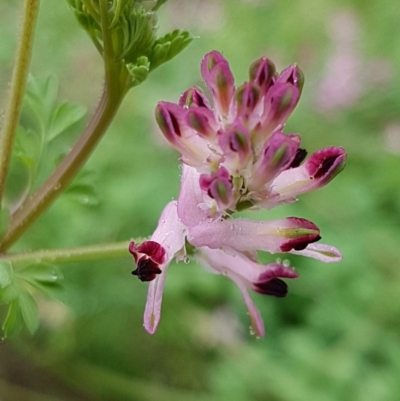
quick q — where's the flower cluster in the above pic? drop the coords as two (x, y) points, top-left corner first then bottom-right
(129, 51), (346, 336)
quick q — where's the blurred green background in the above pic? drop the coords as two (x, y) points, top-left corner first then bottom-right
(1, 0), (400, 400)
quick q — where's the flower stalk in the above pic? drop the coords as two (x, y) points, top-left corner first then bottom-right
(1, 240), (131, 267)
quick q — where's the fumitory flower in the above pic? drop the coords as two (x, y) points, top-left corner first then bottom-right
(129, 51), (346, 336)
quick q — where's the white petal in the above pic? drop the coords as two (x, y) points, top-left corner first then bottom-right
(290, 243), (342, 263)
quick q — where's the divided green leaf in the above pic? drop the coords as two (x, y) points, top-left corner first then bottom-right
(48, 102), (87, 141)
(150, 30), (193, 71)
(17, 263), (64, 284)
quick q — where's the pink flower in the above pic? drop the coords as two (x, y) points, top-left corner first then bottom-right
(130, 52), (346, 336)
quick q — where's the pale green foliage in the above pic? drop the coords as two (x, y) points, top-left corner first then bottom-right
(66, 0), (192, 86)
(2, 0), (400, 400)
(0, 262), (63, 337)
(5, 75), (87, 209)
(149, 29), (193, 71)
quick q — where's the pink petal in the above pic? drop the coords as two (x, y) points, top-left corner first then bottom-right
(142, 201), (186, 334)
(271, 147), (346, 199)
(196, 247), (266, 337)
(230, 274), (265, 338)
(177, 164), (208, 228)
(188, 217), (320, 254)
(144, 268), (169, 334)
(155, 102), (211, 166)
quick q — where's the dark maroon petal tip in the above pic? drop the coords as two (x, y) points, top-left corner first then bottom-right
(289, 148), (307, 168)
(281, 235), (321, 252)
(132, 258), (162, 282)
(255, 278), (288, 297)
(306, 147), (347, 180)
(137, 241), (166, 265)
(258, 264), (299, 281)
(314, 156), (338, 179)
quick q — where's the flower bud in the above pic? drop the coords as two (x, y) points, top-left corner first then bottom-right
(201, 51), (235, 118)
(249, 57), (276, 95)
(199, 167), (234, 212)
(179, 87), (211, 109)
(249, 132), (299, 189)
(235, 82), (261, 121)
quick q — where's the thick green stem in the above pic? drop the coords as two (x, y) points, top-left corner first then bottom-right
(0, 0), (40, 204)
(0, 86), (126, 252)
(2, 240), (131, 267)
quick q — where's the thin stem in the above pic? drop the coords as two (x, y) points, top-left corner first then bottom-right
(2, 241), (131, 267)
(0, 0), (40, 203)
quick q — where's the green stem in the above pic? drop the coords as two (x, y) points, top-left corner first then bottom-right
(2, 241), (131, 267)
(0, 0), (40, 204)
(99, 0), (115, 86)
(0, 2), (131, 251)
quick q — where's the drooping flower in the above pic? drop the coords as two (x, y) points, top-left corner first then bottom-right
(195, 247), (299, 338)
(129, 201), (186, 334)
(130, 51), (346, 336)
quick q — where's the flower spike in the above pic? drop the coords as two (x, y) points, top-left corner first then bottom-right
(132, 51), (346, 336)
